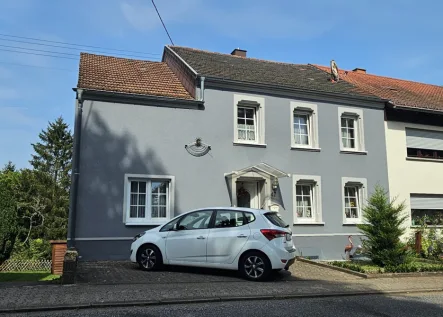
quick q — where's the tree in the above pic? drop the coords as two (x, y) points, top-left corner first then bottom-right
(0, 169), (18, 263)
(30, 116), (73, 192)
(358, 185), (410, 267)
(28, 117), (73, 241)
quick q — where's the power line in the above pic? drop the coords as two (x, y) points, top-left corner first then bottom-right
(151, 0), (174, 45)
(0, 48), (78, 60)
(0, 33), (161, 56)
(0, 37), (161, 59)
(0, 44), (79, 57)
(0, 61), (75, 71)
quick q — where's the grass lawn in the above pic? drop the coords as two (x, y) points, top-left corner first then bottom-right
(0, 271), (60, 282)
(329, 258), (443, 274)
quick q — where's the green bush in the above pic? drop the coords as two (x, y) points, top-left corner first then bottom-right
(357, 186), (411, 267)
(0, 176), (18, 263)
(330, 261), (366, 273)
(11, 239), (52, 260)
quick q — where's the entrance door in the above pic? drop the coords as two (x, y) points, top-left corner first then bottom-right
(237, 182), (259, 209)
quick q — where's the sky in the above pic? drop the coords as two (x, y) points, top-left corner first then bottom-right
(0, 0), (442, 169)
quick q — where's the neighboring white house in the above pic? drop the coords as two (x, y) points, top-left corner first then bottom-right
(314, 65), (443, 238)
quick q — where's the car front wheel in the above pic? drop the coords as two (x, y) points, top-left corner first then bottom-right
(137, 244), (163, 271)
(240, 251), (271, 281)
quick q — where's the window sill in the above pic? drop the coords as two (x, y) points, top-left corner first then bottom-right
(340, 150), (368, 155)
(293, 222), (325, 226)
(342, 222), (363, 226)
(125, 222), (166, 226)
(233, 141), (267, 148)
(291, 146), (321, 152)
(406, 157), (443, 163)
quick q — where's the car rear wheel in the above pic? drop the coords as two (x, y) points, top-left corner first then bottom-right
(137, 244), (163, 271)
(239, 251), (271, 281)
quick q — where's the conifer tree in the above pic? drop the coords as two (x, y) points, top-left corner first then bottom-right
(358, 186), (409, 267)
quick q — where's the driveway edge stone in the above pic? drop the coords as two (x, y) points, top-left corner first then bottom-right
(296, 257), (443, 279)
(1, 288), (443, 314)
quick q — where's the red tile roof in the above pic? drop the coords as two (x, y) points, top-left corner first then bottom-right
(77, 53), (193, 100)
(314, 65), (443, 112)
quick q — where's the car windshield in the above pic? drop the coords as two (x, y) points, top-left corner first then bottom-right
(264, 212), (289, 228)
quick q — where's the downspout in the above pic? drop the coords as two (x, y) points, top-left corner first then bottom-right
(199, 76), (205, 101)
(67, 88), (84, 248)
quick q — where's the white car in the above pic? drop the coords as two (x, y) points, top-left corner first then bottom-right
(130, 207), (296, 281)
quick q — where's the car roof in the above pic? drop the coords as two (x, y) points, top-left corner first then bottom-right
(187, 206), (271, 214)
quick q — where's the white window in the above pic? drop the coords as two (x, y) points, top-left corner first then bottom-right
(237, 106), (257, 142)
(290, 102), (319, 150)
(234, 94), (265, 146)
(342, 177), (367, 224)
(338, 107), (365, 153)
(123, 174), (175, 225)
(293, 175), (323, 224)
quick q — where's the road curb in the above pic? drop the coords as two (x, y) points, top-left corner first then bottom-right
(1, 288), (442, 314)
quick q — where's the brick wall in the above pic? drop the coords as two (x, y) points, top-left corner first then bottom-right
(164, 49), (196, 99)
(50, 240), (67, 275)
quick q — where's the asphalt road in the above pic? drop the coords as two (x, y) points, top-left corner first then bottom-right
(3, 292), (443, 317)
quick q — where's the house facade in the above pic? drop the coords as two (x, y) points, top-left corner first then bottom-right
(315, 65), (443, 239)
(68, 47), (390, 261)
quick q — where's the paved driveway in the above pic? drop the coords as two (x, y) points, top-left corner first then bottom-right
(76, 260), (361, 284)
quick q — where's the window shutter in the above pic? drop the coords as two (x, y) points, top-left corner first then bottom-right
(406, 128), (443, 151)
(410, 195), (443, 210)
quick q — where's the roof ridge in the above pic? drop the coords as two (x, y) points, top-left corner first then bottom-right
(80, 52), (162, 64)
(169, 45), (306, 67)
(311, 64), (443, 90)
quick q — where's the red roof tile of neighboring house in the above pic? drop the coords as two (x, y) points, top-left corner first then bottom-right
(77, 53), (193, 100)
(314, 65), (443, 112)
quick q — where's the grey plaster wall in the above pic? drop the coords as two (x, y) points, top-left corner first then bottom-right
(73, 88), (388, 260)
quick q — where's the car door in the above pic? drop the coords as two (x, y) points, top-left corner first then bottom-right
(165, 210), (213, 263)
(206, 210), (252, 264)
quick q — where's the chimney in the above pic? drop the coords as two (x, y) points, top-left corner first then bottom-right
(352, 68), (366, 74)
(231, 48), (247, 58)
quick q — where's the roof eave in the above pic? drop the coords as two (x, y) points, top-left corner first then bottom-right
(73, 87), (204, 109)
(386, 101), (443, 114)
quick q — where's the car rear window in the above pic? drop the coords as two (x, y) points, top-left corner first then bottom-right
(264, 212), (289, 228)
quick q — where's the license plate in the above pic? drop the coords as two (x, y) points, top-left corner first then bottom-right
(285, 233), (292, 241)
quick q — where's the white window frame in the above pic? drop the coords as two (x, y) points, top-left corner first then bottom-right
(233, 94), (265, 146)
(290, 101), (320, 150)
(292, 175), (323, 224)
(338, 107), (366, 153)
(123, 174), (175, 225)
(342, 177), (367, 225)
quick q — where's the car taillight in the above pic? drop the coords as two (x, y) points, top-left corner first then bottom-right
(260, 229), (287, 241)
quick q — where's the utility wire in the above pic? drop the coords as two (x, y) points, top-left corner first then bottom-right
(0, 33), (161, 56)
(151, 0), (175, 45)
(0, 48), (78, 60)
(0, 44), (79, 57)
(0, 38), (161, 59)
(0, 61), (74, 71)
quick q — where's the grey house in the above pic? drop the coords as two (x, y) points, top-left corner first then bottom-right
(68, 47), (389, 261)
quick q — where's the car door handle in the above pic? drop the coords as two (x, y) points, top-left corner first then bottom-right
(197, 236), (206, 240)
(237, 234), (247, 238)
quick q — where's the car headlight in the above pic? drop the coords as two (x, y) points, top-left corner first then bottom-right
(133, 232), (146, 242)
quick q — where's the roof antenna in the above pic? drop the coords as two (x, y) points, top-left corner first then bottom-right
(330, 60), (339, 82)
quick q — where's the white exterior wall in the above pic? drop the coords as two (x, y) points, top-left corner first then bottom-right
(385, 120), (443, 238)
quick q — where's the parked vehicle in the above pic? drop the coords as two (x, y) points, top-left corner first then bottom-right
(130, 207), (296, 281)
